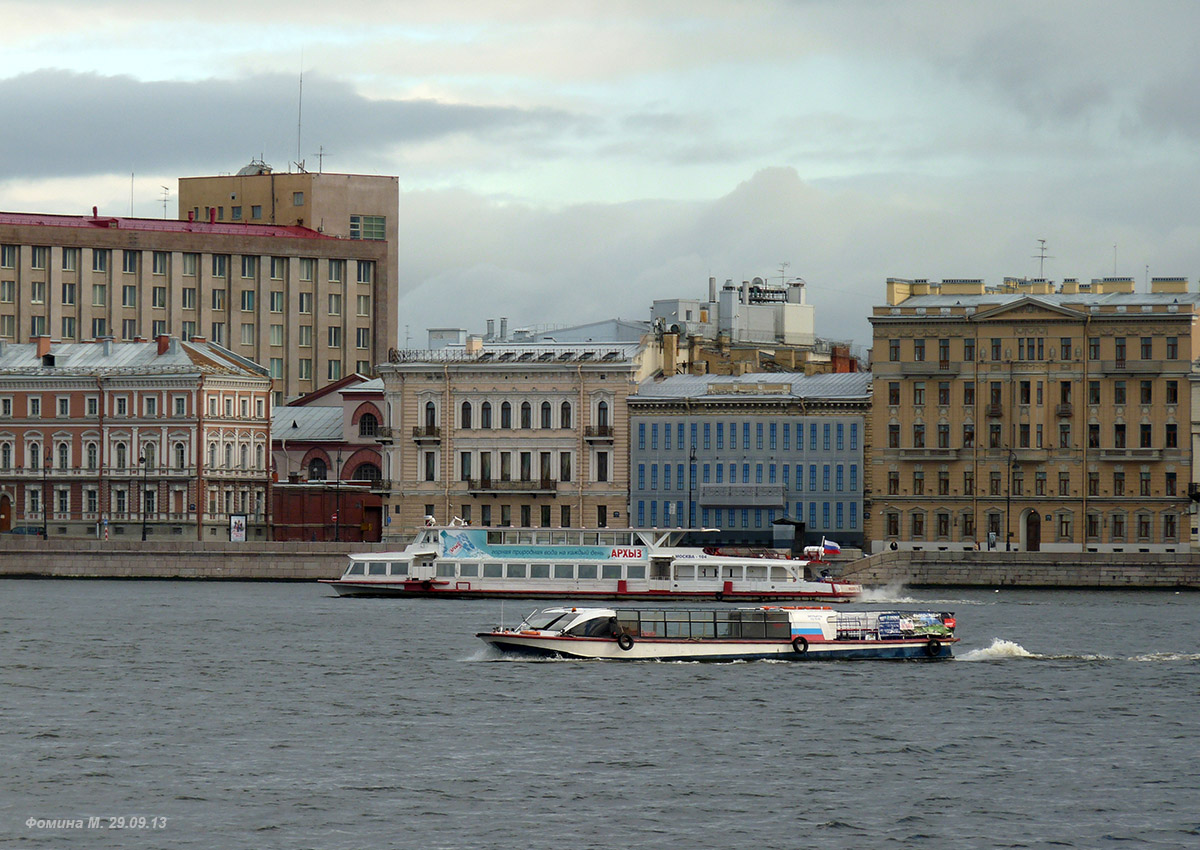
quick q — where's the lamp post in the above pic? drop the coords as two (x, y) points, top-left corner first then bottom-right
(334, 449), (343, 542)
(687, 443), (696, 529)
(1005, 450), (1018, 552)
(41, 448), (50, 539)
(139, 454), (149, 541)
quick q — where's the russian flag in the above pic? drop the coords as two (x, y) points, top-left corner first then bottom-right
(822, 539), (841, 555)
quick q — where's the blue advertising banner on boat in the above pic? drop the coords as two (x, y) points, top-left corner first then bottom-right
(439, 529), (638, 561)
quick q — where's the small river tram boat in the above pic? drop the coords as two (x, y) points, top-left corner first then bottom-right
(478, 606), (958, 661)
(320, 524), (861, 602)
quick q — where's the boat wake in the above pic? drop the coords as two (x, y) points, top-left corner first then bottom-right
(958, 638), (1038, 661)
(857, 582), (919, 604)
(960, 640), (1200, 663)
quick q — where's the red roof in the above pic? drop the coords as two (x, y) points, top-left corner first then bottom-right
(0, 210), (337, 240)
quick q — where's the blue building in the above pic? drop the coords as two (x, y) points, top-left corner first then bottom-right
(628, 372), (871, 548)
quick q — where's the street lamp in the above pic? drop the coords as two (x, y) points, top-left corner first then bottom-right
(1006, 450), (1019, 552)
(334, 449), (343, 542)
(139, 454), (149, 541)
(687, 444), (696, 529)
(41, 448), (50, 539)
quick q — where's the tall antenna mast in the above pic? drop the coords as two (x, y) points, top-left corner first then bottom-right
(160, 186), (170, 219)
(1032, 239), (1053, 278)
(778, 261), (790, 284)
(130, 170), (134, 216)
(296, 52), (304, 169)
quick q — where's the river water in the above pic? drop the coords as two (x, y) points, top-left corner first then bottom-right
(1, 579), (1197, 849)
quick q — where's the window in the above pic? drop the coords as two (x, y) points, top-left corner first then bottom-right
(1140, 424), (1152, 448)
(122, 250), (138, 274)
(293, 191), (305, 206)
(991, 338), (1002, 361)
(913, 382), (925, 405)
(913, 339), (925, 361)
(937, 423), (949, 448)
(151, 251), (167, 275)
(92, 284), (107, 306)
(888, 339), (899, 361)
(1114, 472), (1125, 496)
(62, 247), (78, 271)
(963, 382), (975, 406)
(357, 294), (370, 316)
(541, 402), (552, 429)
(1166, 423), (1178, 449)
(121, 284), (137, 308)
(240, 323), (255, 345)
(90, 317), (106, 337)
(327, 360), (341, 381)
(181, 321), (196, 340)
(520, 402), (532, 429)
(182, 253), (198, 276)
(212, 255), (228, 278)
(1140, 380), (1152, 404)
(270, 324), (284, 346)
(888, 382), (900, 405)
(349, 215), (386, 240)
(269, 358), (283, 378)
(938, 382), (950, 405)
(30, 281), (45, 304)
(210, 322), (224, 345)
(299, 258), (315, 281)
(1114, 381), (1126, 404)
(62, 317), (76, 339)
(31, 246), (48, 269)
(298, 292), (312, 313)
(181, 287), (196, 310)
(231, 206), (242, 220)
(356, 261), (374, 284)
(1140, 337), (1152, 360)
(1115, 337), (1126, 365)
(239, 289), (255, 311)
(912, 424), (924, 448)
(298, 359), (312, 380)
(1114, 424), (1125, 448)
(887, 424), (899, 448)
(963, 423), (974, 448)
(92, 249), (109, 272)
(328, 293), (342, 315)
(0, 280), (13, 303)
(252, 205), (262, 220)
(938, 338), (950, 367)
(269, 291), (284, 313)
(121, 318), (136, 340)
(328, 327), (342, 347)
(1166, 337), (1178, 359)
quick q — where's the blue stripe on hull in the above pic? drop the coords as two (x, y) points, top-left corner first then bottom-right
(483, 640), (953, 662)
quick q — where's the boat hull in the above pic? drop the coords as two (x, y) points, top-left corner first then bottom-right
(321, 579), (858, 602)
(477, 633), (955, 661)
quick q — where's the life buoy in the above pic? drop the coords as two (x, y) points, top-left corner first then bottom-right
(421, 580), (432, 591)
(791, 636), (809, 655)
(925, 639), (942, 658)
(714, 591), (724, 602)
(617, 633), (635, 651)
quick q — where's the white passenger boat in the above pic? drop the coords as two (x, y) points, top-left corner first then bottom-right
(320, 525), (861, 601)
(479, 606), (958, 661)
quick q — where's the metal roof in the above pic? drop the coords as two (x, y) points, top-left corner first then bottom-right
(888, 292), (1200, 308)
(632, 371), (872, 401)
(0, 210), (335, 240)
(271, 406), (344, 441)
(0, 339), (267, 377)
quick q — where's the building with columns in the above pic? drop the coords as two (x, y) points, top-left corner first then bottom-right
(0, 336), (271, 540)
(869, 276), (1198, 553)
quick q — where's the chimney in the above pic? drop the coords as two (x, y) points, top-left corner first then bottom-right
(209, 207), (216, 224)
(92, 206), (98, 218)
(157, 335), (170, 355)
(486, 318), (495, 340)
(187, 210), (195, 222)
(36, 336), (51, 358)
(709, 276), (717, 303)
(741, 280), (749, 304)
(100, 336), (113, 357)
(465, 335), (483, 354)
(500, 317), (508, 340)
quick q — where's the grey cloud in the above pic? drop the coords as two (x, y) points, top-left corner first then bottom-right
(0, 69), (576, 179)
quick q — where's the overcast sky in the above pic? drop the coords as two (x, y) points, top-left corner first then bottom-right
(4, 0), (1200, 351)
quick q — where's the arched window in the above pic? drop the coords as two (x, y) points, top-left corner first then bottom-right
(57, 443), (68, 469)
(255, 445), (264, 469)
(358, 412), (378, 437)
(224, 444), (233, 469)
(461, 401), (472, 429)
(1, 442), (11, 469)
(208, 443), (217, 468)
(424, 401), (436, 428)
(175, 443), (187, 469)
(240, 444), (249, 469)
(501, 402), (512, 429)
(540, 401), (552, 429)
(87, 443), (98, 470)
(520, 402), (532, 429)
(597, 400), (609, 427)
(560, 402), (572, 429)
(480, 402), (492, 429)
(308, 457), (327, 481)
(352, 462), (381, 481)
(142, 443), (156, 468)
(115, 442), (127, 469)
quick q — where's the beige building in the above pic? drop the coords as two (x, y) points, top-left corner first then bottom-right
(0, 209), (388, 404)
(870, 276), (1198, 553)
(179, 162), (398, 364)
(0, 336), (271, 540)
(375, 340), (654, 540)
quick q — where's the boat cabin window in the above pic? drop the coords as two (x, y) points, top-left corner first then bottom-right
(602, 565), (621, 580)
(664, 611), (690, 638)
(582, 532), (599, 545)
(722, 565), (744, 581)
(517, 531), (533, 544)
(390, 561), (408, 576)
(650, 558), (671, 580)
(367, 562), (387, 576)
(626, 565), (646, 580)
(636, 611), (665, 637)
(507, 564), (526, 578)
(483, 563), (502, 578)
(487, 531), (505, 545)
(565, 615), (618, 637)
(578, 564), (597, 579)
(530, 564), (550, 578)
(551, 531), (569, 544)
(554, 564), (574, 579)
(525, 610), (575, 630)
(437, 563), (456, 578)
(690, 611), (716, 639)
(674, 564), (695, 581)
(345, 562), (365, 576)
(746, 565), (767, 581)
(535, 532), (552, 544)
(459, 563), (478, 577)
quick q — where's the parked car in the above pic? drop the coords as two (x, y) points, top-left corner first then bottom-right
(2, 526), (44, 537)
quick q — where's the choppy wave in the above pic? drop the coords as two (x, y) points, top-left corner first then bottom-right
(858, 582), (988, 606)
(959, 638), (1038, 660)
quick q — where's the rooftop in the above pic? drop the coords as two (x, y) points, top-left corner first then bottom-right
(0, 338), (269, 377)
(0, 210), (336, 240)
(632, 371), (872, 402)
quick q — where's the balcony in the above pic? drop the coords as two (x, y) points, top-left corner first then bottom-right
(985, 403), (1003, 418)
(1099, 447), (1162, 461)
(900, 361), (959, 376)
(697, 483), (786, 507)
(374, 426), (394, 444)
(584, 425), (614, 442)
(898, 447), (959, 460)
(368, 478), (393, 493)
(468, 477), (558, 495)
(412, 425), (441, 443)
(1055, 403), (1073, 417)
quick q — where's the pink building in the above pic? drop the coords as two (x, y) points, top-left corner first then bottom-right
(0, 335), (271, 540)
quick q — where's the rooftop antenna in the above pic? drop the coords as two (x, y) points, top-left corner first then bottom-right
(160, 186), (170, 218)
(130, 170), (134, 216)
(778, 261), (790, 285)
(314, 145), (328, 173)
(405, 324), (411, 348)
(296, 53), (304, 171)
(1113, 244), (1117, 275)
(1032, 239), (1053, 278)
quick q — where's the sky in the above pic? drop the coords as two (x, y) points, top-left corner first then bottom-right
(4, 0), (1200, 352)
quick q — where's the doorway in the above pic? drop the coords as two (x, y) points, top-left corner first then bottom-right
(1025, 511), (1041, 552)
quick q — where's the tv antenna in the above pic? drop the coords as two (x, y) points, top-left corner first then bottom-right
(1032, 239), (1053, 278)
(313, 145), (328, 173)
(160, 186), (170, 218)
(778, 261), (790, 284)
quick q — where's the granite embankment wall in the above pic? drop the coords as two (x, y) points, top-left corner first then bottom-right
(838, 550), (1200, 590)
(0, 539), (388, 580)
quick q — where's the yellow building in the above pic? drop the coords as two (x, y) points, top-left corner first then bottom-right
(869, 276), (1197, 553)
(375, 339), (654, 540)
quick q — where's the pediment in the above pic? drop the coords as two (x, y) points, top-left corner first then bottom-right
(971, 297), (1085, 322)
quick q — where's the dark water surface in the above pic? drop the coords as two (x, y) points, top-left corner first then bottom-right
(1, 580), (1197, 849)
